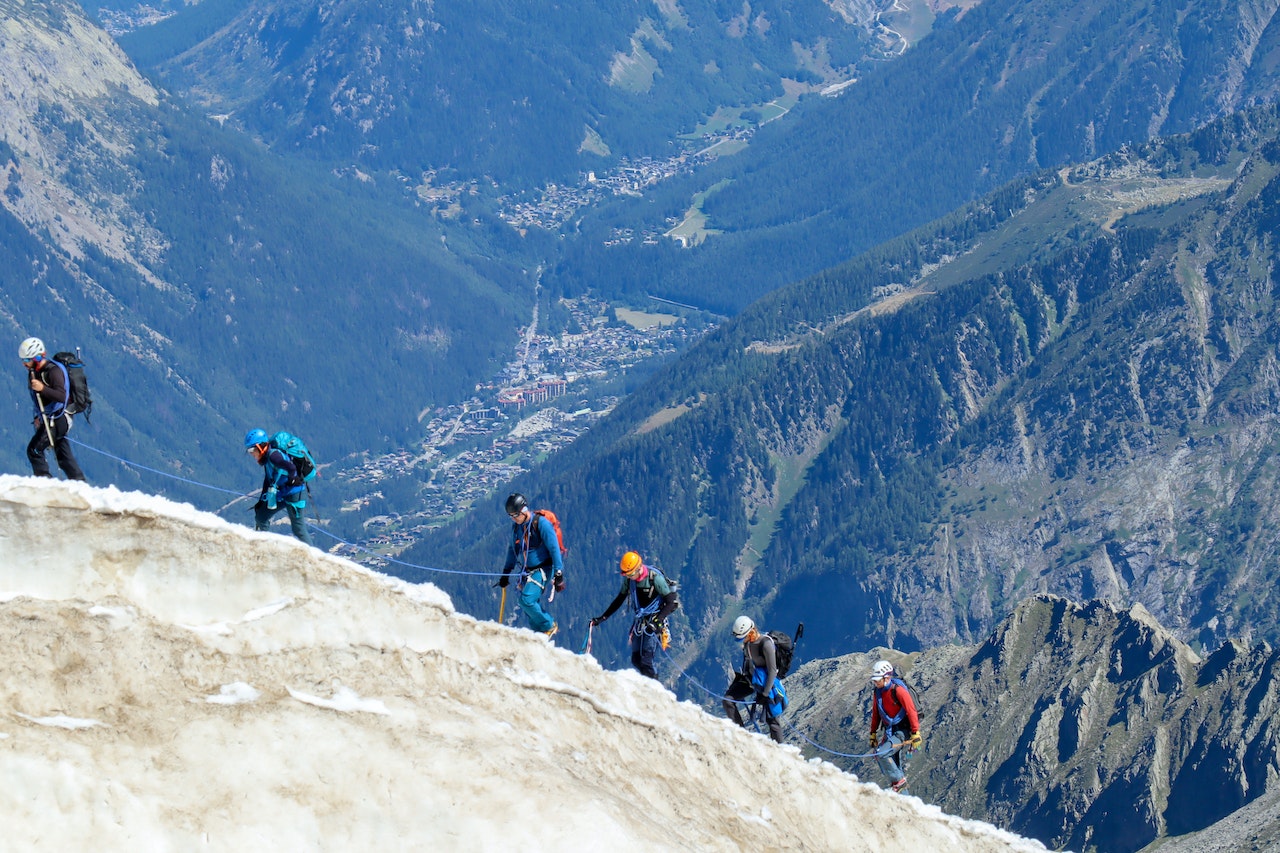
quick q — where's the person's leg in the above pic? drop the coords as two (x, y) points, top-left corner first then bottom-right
(51, 416), (84, 480)
(254, 502), (276, 532)
(764, 712), (784, 743)
(875, 730), (907, 790)
(632, 628), (660, 679)
(26, 427), (52, 476)
(285, 503), (313, 545)
(722, 673), (753, 726)
(518, 569), (555, 633)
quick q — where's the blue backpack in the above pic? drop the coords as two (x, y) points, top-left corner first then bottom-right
(270, 431), (317, 483)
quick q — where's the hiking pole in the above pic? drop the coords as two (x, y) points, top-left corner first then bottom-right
(498, 585), (508, 623)
(30, 369), (56, 449)
(38, 408), (55, 450)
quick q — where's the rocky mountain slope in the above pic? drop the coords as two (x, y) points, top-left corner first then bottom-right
(785, 594), (1280, 853)
(410, 108), (1280, 676)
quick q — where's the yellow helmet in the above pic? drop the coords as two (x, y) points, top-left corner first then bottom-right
(620, 551), (643, 577)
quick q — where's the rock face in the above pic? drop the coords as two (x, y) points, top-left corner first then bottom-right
(786, 595), (1280, 853)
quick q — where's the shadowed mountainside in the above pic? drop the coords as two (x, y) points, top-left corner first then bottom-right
(786, 595), (1280, 853)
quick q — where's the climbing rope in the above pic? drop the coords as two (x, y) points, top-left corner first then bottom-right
(653, 646), (886, 760)
(61, 437), (887, 758)
(66, 436), (503, 579)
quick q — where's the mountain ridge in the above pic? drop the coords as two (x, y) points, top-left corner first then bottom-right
(786, 593), (1280, 852)
(0, 474), (1044, 851)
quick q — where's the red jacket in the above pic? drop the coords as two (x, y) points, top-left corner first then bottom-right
(871, 680), (920, 734)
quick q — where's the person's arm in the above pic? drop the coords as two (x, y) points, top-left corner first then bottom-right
(501, 525), (518, 575)
(595, 584), (628, 624)
(651, 574), (679, 621)
(870, 689), (883, 735)
(266, 449), (297, 490)
(758, 636), (778, 698)
(32, 365), (68, 412)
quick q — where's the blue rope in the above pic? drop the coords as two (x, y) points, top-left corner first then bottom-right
(65, 437), (504, 579)
(69, 437), (245, 497)
(67, 439), (889, 756)
(307, 525), (503, 578)
(657, 646), (881, 759)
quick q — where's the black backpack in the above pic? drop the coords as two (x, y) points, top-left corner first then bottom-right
(52, 351), (92, 422)
(766, 630), (795, 678)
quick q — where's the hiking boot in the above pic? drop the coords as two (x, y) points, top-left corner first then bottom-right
(891, 777), (909, 793)
(544, 625), (558, 639)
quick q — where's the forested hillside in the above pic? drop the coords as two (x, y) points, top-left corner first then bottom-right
(548, 0), (1280, 313)
(120, 0), (880, 187)
(1, 0), (536, 495)
(407, 107), (1280, 684)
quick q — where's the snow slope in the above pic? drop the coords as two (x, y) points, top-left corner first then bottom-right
(0, 475), (1044, 851)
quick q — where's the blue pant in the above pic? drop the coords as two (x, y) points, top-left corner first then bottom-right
(629, 622), (661, 679)
(875, 729), (912, 791)
(255, 500), (313, 546)
(519, 568), (555, 633)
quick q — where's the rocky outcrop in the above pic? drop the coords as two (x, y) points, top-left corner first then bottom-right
(786, 595), (1280, 852)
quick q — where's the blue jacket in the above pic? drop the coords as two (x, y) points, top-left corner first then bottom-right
(260, 448), (306, 505)
(503, 512), (564, 575)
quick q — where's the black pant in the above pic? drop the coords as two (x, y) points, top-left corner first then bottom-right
(27, 413), (85, 480)
(723, 672), (782, 743)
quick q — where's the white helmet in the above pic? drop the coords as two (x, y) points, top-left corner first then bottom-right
(19, 337), (45, 361)
(731, 615), (755, 640)
(870, 660), (894, 682)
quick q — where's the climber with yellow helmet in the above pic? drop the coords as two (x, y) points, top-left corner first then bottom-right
(589, 551), (679, 680)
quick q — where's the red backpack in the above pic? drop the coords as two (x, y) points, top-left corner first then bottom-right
(533, 509), (568, 556)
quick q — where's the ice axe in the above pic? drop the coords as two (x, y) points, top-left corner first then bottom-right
(30, 368), (55, 449)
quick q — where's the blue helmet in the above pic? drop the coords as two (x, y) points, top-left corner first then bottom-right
(244, 428), (269, 449)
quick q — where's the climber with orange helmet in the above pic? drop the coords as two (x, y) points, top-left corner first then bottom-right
(590, 551), (679, 679)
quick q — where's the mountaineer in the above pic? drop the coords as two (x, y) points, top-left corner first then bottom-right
(497, 492), (564, 638)
(590, 551), (679, 679)
(868, 659), (923, 794)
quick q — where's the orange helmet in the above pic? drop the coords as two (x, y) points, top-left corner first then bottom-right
(620, 551), (644, 578)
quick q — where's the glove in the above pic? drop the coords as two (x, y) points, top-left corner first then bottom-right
(755, 692), (769, 707)
(869, 731), (879, 750)
(553, 572), (566, 593)
(908, 731), (923, 752)
(589, 615), (605, 627)
(265, 487), (277, 510)
(495, 572), (511, 589)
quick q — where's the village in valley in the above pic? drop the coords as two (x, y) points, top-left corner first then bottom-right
(326, 296), (716, 561)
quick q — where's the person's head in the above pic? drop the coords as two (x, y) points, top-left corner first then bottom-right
(505, 492), (529, 523)
(19, 337), (45, 368)
(731, 615), (757, 642)
(870, 660), (894, 687)
(620, 550), (648, 581)
(244, 427), (269, 461)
